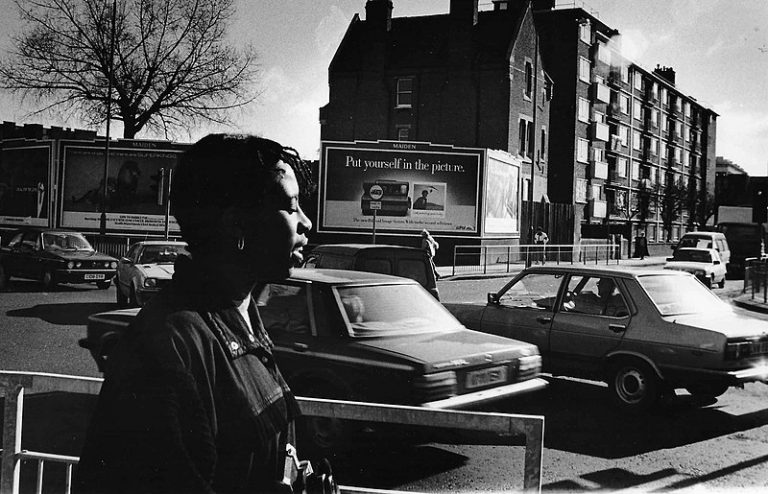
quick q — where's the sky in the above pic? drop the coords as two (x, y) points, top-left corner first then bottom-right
(0, 0), (767, 176)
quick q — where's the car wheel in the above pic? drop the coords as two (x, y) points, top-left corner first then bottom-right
(608, 359), (659, 412)
(116, 282), (128, 307)
(704, 275), (713, 288)
(41, 269), (57, 290)
(686, 383), (729, 400)
(0, 264), (9, 291)
(294, 380), (349, 457)
(129, 285), (140, 308)
(97, 280), (112, 290)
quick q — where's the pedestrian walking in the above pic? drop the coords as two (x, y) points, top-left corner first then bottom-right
(421, 229), (440, 279)
(74, 134), (328, 493)
(534, 226), (549, 265)
(633, 230), (650, 260)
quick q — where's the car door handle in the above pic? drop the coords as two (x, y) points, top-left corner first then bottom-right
(609, 324), (626, 333)
(536, 316), (552, 324)
(292, 342), (309, 352)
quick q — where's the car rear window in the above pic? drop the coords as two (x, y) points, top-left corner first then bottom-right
(638, 274), (728, 316)
(336, 284), (460, 337)
(673, 250), (714, 263)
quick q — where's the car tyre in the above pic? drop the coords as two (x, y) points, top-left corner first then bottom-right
(41, 269), (57, 290)
(116, 282), (128, 307)
(704, 275), (713, 289)
(717, 277), (726, 289)
(294, 380), (350, 457)
(608, 359), (659, 412)
(686, 383), (729, 400)
(0, 264), (9, 291)
(129, 285), (140, 308)
(97, 279), (112, 290)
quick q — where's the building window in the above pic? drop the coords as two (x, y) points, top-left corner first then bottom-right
(540, 127), (547, 159)
(577, 138), (589, 163)
(619, 94), (629, 114)
(617, 157), (628, 177)
(674, 147), (682, 163)
(684, 101), (691, 117)
(578, 97), (591, 122)
(633, 100), (642, 120)
(683, 123), (688, 141)
(632, 130), (641, 150)
(575, 178), (588, 203)
(597, 42), (611, 64)
(396, 77), (413, 108)
(524, 60), (533, 99)
(579, 21), (591, 43)
(651, 82), (658, 100)
(396, 126), (410, 141)
(593, 147), (605, 163)
(590, 184), (603, 201)
(683, 150), (689, 167)
(620, 65), (629, 83)
(518, 118), (534, 159)
(660, 141), (667, 159)
(650, 108), (659, 127)
(660, 87), (667, 105)
(633, 71), (643, 91)
(619, 125), (629, 145)
(579, 57), (591, 82)
(631, 161), (640, 180)
(651, 137), (659, 156)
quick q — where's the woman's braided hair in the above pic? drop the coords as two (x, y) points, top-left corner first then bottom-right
(170, 134), (315, 252)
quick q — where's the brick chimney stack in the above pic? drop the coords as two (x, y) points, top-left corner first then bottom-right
(654, 65), (676, 85)
(365, 0), (393, 32)
(450, 0), (479, 26)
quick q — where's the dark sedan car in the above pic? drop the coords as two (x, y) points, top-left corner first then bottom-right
(445, 265), (768, 412)
(82, 269), (547, 450)
(0, 228), (117, 290)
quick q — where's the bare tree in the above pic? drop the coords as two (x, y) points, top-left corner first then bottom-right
(657, 176), (688, 241)
(0, 0), (259, 138)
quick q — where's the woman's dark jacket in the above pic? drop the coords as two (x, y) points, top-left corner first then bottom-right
(74, 256), (300, 493)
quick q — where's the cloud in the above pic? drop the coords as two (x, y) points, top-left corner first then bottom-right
(716, 107), (768, 176)
(315, 5), (352, 58)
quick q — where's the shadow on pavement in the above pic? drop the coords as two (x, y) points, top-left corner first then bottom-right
(1, 278), (100, 293)
(489, 376), (768, 459)
(6, 302), (116, 325)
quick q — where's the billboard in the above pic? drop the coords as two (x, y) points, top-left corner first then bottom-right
(320, 141), (483, 234)
(483, 150), (521, 235)
(60, 142), (185, 232)
(0, 144), (54, 227)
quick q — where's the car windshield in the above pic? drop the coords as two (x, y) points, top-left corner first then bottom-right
(672, 250), (713, 263)
(678, 236), (713, 249)
(138, 244), (188, 264)
(42, 233), (94, 252)
(336, 284), (463, 337)
(638, 273), (730, 316)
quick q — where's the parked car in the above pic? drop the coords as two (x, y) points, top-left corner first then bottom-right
(303, 243), (439, 299)
(716, 222), (766, 274)
(81, 269), (546, 450)
(673, 231), (731, 271)
(115, 240), (189, 307)
(664, 247), (727, 288)
(444, 265), (768, 412)
(0, 227), (117, 290)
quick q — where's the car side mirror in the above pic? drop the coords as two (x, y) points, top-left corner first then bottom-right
(120, 257), (133, 264)
(713, 260), (720, 265)
(487, 292), (500, 305)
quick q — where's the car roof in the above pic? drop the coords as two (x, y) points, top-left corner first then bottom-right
(681, 231), (723, 237)
(131, 240), (188, 246)
(522, 264), (686, 279)
(310, 243), (422, 254)
(675, 247), (717, 253)
(290, 268), (418, 285)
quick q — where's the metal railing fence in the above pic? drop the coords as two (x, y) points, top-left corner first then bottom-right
(452, 242), (620, 277)
(1, 371), (545, 494)
(743, 257), (768, 304)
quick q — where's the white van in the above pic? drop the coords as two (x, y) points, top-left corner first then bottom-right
(673, 231), (731, 270)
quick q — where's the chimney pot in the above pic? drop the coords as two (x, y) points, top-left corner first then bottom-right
(450, 0), (479, 25)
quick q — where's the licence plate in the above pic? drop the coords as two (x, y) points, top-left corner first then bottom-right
(84, 273), (105, 280)
(466, 366), (508, 389)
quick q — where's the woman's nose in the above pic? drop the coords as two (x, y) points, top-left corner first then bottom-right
(297, 207), (312, 234)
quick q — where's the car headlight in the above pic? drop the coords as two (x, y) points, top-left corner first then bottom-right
(67, 261), (75, 269)
(110, 261), (118, 269)
(144, 278), (158, 288)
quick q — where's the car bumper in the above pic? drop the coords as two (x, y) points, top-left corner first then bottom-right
(421, 377), (548, 410)
(55, 269), (115, 284)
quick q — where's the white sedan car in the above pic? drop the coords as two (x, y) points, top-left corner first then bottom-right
(115, 240), (189, 306)
(664, 247), (727, 288)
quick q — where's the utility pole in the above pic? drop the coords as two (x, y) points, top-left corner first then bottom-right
(99, 0), (118, 237)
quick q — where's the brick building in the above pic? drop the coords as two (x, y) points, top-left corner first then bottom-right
(320, 0), (553, 249)
(531, 0), (718, 245)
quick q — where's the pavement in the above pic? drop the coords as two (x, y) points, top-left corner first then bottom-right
(436, 256), (768, 315)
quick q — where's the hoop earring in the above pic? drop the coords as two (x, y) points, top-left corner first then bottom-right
(237, 236), (245, 251)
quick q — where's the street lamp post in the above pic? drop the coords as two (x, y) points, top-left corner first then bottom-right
(99, 0), (117, 238)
